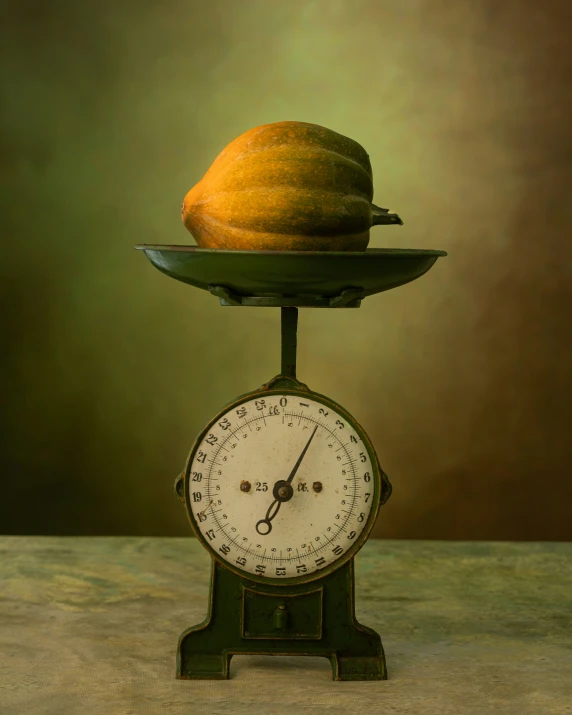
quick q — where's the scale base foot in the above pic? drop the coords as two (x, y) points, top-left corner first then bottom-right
(333, 654), (386, 681)
(176, 648), (386, 681)
(177, 652), (231, 680)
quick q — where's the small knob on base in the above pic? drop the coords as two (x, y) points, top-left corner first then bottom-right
(273, 604), (289, 631)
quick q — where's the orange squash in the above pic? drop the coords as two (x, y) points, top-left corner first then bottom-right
(181, 121), (402, 251)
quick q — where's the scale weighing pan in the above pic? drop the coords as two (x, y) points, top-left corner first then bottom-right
(134, 245), (447, 308)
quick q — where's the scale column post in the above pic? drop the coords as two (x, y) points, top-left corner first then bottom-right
(281, 307), (298, 379)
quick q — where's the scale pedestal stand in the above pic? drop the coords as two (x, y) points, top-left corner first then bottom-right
(177, 306), (388, 681)
(136, 245), (446, 681)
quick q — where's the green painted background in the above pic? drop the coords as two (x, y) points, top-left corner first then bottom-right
(1, 0), (571, 539)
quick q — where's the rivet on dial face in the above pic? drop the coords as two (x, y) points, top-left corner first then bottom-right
(240, 480), (251, 493)
(312, 481), (323, 493)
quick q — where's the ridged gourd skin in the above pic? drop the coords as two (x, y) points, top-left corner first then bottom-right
(181, 120), (401, 252)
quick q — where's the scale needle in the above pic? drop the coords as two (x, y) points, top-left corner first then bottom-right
(255, 424), (319, 535)
(198, 499), (215, 520)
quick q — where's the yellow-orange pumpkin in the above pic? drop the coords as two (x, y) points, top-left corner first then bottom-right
(181, 121), (402, 251)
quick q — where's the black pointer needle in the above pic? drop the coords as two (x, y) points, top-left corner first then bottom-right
(284, 423), (319, 485)
(255, 424), (319, 536)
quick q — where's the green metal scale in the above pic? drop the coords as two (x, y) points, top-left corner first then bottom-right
(135, 245), (446, 681)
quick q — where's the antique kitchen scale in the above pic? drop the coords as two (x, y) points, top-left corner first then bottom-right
(135, 243), (446, 681)
(135, 118), (446, 682)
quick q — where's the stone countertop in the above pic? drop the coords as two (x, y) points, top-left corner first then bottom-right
(0, 537), (570, 715)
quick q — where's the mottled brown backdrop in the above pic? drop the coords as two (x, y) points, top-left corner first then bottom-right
(1, 0), (571, 539)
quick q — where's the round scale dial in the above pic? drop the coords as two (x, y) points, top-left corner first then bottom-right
(185, 391), (379, 581)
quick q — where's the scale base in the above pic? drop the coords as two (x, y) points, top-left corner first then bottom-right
(176, 557), (386, 681)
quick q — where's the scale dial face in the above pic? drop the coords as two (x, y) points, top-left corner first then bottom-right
(184, 390), (381, 583)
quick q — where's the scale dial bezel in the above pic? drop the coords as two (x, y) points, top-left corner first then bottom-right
(182, 378), (388, 587)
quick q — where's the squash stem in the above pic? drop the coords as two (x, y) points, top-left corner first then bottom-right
(371, 203), (403, 226)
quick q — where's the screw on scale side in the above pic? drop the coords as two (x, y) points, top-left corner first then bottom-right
(312, 481), (322, 493)
(240, 480), (251, 493)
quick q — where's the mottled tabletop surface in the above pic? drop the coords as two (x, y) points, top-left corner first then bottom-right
(0, 537), (570, 715)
